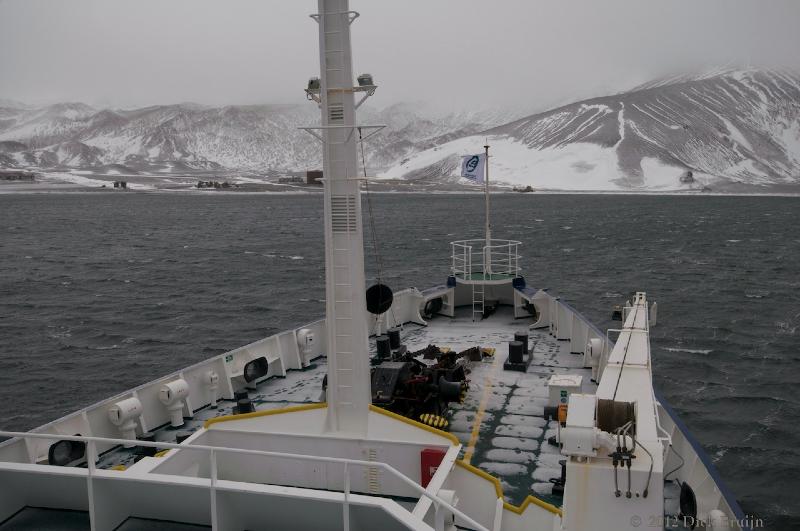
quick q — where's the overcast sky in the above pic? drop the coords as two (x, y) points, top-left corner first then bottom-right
(1, 0), (799, 111)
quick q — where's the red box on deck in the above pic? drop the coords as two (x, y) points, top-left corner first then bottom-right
(420, 448), (447, 487)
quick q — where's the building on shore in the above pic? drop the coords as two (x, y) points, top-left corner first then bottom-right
(0, 170), (35, 182)
(306, 170), (323, 185)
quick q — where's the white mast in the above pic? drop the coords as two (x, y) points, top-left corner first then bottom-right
(484, 143), (491, 274)
(304, 0), (381, 435)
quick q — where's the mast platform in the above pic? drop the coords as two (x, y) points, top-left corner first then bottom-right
(450, 239), (522, 283)
(450, 239), (522, 319)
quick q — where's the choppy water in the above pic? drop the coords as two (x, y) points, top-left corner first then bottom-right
(0, 193), (798, 529)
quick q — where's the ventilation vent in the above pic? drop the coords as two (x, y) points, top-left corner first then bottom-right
(366, 448), (380, 494)
(331, 195), (357, 233)
(329, 103), (345, 122)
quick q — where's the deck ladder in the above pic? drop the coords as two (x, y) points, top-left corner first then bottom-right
(333, 243), (355, 409)
(472, 280), (485, 321)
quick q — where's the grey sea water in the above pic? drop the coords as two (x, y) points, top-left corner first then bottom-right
(0, 193), (798, 529)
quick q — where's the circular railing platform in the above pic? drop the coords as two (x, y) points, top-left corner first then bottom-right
(450, 239), (522, 281)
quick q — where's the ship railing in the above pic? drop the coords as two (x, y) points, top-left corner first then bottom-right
(0, 430), (488, 531)
(450, 239), (521, 279)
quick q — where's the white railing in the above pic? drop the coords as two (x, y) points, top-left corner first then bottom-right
(0, 430), (488, 531)
(450, 239), (521, 279)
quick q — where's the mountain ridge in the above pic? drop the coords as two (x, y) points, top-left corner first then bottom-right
(0, 100), (521, 175)
(1, 68), (799, 191)
(385, 69), (800, 191)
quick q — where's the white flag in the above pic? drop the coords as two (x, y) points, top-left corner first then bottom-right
(461, 153), (485, 183)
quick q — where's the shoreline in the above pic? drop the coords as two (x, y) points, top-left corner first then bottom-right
(2, 183), (799, 198)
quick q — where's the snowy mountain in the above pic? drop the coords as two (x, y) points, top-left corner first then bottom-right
(383, 69), (800, 191)
(0, 100), (518, 175)
(2, 69), (799, 191)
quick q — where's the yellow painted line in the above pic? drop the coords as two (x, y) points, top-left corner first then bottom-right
(504, 495), (563, 517)
(454, 460), (562, 517)
(204, 402), (327, 429)
(369, 404), (459, 446)
(204, 401), (458, 446)
(463, 353), (500, 463)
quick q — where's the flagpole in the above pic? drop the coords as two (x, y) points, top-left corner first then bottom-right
(484, 143), (491, 274)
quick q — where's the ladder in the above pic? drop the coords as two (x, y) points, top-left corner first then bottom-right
(472, 281), (485, 322)
(332, 244), (355, 410)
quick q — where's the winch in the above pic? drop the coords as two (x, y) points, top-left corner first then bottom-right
(369, 343), (471, 424)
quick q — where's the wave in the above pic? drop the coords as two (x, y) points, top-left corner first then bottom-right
(89, 344), (120, 351)
(744, 292), (769, 299)
(663, 347), (713, 354)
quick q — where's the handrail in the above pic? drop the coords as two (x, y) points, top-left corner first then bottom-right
(450, 238), (522, 278)
(0, 430), (488, 531)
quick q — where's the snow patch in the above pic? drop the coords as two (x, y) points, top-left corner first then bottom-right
(720, 117), (754, 152)
(381, 134), (630, 191)
(614, 102), (625, 149)
(478, 462), (528, 476)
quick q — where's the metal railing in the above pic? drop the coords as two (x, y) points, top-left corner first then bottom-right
(450, 239), (521, 279)
(0, 430), (488, 531)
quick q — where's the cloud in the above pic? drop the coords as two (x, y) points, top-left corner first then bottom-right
(1, 0), (798, 110)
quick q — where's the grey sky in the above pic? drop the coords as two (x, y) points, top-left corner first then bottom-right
(1, 0), (799, 111)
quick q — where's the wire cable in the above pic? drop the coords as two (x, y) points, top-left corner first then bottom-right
(358, 127), (398, 329)
(611, 324), (636, 402)
(358, 127), (384, 285)
(633, 434), (654, 498)
(664, 444), (685, 481)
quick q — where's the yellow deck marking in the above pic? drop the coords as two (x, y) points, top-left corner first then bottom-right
(463, 353), (500, 464)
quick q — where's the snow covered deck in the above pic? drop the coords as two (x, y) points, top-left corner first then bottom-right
(401, 305), (596, 508)
(92, 304), (591, 511)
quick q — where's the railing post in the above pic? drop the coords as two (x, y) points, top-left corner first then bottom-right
(434, 501), (444, 531)
(210, 449), (218, 530)
(0, 431), (491, 531)
(343, 462), (350, 531)
(87, 440), (97, 531)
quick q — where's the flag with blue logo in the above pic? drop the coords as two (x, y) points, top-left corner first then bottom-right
(461, 153), (485, 183)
